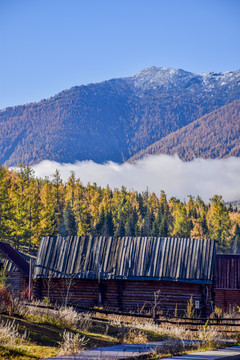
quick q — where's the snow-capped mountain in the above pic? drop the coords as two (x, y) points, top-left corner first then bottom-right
(130, 66), (240, 92)
(0, 66), (240, 166)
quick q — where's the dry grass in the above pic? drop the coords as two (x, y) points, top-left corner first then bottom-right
(129, 317), (194, 341)
(105, 311), (239, 353)
(0, 320), (27, 346)
(123, 328), (148, 344)
(58, 330), (88, 355)
(154, 339), (197, 357)
(20, 303), (91, 331)
(2, 301), (240, 359)
(147, 340), (202, 360)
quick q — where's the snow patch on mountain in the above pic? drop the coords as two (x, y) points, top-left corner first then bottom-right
(129, 66), (240, 93)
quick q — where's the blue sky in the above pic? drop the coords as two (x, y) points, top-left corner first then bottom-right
(1, 0), (239, 109)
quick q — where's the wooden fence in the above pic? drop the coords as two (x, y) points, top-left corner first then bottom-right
(25, 302), (240, 330)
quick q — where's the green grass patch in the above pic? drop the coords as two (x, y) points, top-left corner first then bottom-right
(0, 344), (58, 360)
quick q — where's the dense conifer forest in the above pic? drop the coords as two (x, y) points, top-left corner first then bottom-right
(0, 164), (240, 254)
(130, 99), (240, 162)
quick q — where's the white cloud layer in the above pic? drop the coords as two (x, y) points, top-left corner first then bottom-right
(31, 155), (240, 202)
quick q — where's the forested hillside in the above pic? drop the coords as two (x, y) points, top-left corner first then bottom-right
(1, 67), (240, 166)
(0, 164), (240, 254)
(130, 99), (240, 161)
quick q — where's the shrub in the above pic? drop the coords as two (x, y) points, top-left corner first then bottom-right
(123, 328), (148, 344)
(198, 325), (225, 349)
(151, 339), (198, 357)
(0, 320), (26, 346)
(58, 330), (88, 355)
(22, 285), (32, 300)
(186, 296), (195, 318)
(0, 285), (12, 315)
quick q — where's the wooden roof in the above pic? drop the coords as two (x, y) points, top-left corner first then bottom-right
(34, 236), (215, 284)
(0, 241), (29, 276)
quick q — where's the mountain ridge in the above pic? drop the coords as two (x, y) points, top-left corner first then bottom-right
(1, 66), (239, 111)
(129, 99), (240, 162)
(1, 66), (240, 166)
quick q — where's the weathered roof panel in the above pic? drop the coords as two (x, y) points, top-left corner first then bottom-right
(34, 236), (215, 283)
(0, 241), (29, 276)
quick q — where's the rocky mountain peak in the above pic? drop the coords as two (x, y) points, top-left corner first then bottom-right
(129, 66), (240, 92)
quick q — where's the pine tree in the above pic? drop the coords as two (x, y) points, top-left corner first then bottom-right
(0, 167), (12, 242)
(136, 193), (145, 218)
(207, 195), (230, 253)
(63, 202), (77, 236)
(151, 218), (159, 236)
(142, 208), (154, 236)
(10, 165), (36, 247)
(126, 209), (138, 236)
(66, 171), (76, 207)
(102, 210), (114, 236)
(28, 179), (42, 245)
(171, 202), (189, 237)
(151, 207), (161, 236)
(115, 213), (125, 237)
(159, 190), (170, 235)
(52, 169), (64, 227)
(201, 213), (208, 236)
(159, 214), (168, 237)
(75, 203), (92, 236)
(39, 182), (57, 238)
(95, 207), (105, 235)
(159, 191), (168, 216)
(232, 223), (240, 254)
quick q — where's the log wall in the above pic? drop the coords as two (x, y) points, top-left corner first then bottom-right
(35, 278), (213, 316)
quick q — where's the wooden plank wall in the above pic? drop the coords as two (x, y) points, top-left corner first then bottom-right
(216, 255), (240, 289)
(213, 255), (240, 311)
(36, 278), (212, 316)
(215, 289), (240, 311)
(8, 271), (28, 296)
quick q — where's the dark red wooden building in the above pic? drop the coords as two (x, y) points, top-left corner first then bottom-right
(33, 236), (216, 316)
(215, 254), (240, 311)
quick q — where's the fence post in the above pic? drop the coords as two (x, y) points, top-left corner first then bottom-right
(28, 259), (32, 301)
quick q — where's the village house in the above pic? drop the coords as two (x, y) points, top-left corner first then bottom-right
(0, 241), (29, 296)
(2, 237), (239, 316)
(215, 254), (240, 311)
(33, 236), (216, 316)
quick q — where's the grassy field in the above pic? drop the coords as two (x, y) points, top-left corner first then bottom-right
(0, 304), (165, 360)
(0, 302), (239, 360)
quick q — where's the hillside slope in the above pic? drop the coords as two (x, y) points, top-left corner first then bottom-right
(0, 67), (240, 166)
(129, 99), (240, 162)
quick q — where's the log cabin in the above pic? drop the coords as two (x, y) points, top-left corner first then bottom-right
(0, 241), (29, 296)
(33, 236), (216, 316)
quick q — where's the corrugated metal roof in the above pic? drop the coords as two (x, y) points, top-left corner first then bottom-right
(0, 241), (29, 276)
(216, 254), (240, 289)
(34, 236), (215, 284)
